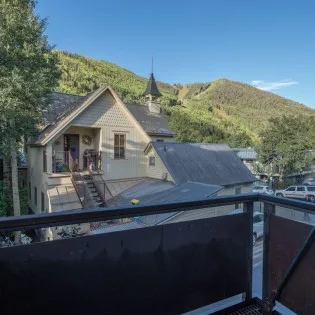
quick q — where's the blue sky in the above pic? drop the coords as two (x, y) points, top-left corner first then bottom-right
(37, 0), (315, 107)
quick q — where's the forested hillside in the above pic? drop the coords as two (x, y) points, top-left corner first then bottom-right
(57, 51), (178, 106)
(56, 51), (315, 147)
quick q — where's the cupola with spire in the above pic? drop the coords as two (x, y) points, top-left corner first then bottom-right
(143, 60), (162, 113)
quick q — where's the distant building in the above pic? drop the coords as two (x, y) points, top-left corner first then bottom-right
(233, 148), (257, 174)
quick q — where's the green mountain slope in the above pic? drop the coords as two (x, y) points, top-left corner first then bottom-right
(56, 51), (315, 147)
(182, 79), (315, 134)
(57, 51), (178, 106)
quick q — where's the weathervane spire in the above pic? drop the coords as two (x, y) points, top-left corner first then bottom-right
(151, 56), (154, 74)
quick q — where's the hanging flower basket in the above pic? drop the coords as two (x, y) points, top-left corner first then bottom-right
(82, 135), (92, 146)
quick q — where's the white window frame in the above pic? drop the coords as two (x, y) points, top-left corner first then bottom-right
(114, 133), (126, 160)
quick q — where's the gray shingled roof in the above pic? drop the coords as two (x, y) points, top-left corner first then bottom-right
(32, 91), (95, 144)
(42, 92), (84, 124)
(143, 73), (162, 97)
(150, 142), (256, 186)
(125, 103), (175, 136)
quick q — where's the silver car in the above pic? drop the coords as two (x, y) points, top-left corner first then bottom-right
(253, 185), (274, 195)
(230, 209), (264, 245)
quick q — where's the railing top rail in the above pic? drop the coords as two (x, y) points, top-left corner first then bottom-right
(261, 194), (315, 214)
(0, 193), (259, 232)
(2, 193), (315, 232)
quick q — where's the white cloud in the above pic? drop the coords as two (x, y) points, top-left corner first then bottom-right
(251, 79), (299, 91)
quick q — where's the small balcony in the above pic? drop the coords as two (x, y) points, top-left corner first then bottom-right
(50, 126), (102, 173)
(0, 194), (314, 314)
(52, 150), (102, 173)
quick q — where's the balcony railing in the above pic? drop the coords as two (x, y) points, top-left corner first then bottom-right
(0, 194), (314, 314)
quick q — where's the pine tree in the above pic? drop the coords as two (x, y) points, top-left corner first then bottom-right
(0, 0), (60, 242)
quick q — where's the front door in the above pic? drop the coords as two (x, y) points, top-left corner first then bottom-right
(64, 134), (80, 164)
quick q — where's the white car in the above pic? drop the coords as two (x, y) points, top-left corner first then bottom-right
(275, 185), (315, 202)
(253, 185), (274, 195)
(230, 209), (264, 245)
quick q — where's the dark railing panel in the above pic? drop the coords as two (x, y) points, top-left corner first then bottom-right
(266, 214), (314, 314)
(0, 214), (251, 315)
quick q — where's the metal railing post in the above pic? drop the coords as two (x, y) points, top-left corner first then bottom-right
(262, 202), (276, 304)
(243, 201), (254, 301)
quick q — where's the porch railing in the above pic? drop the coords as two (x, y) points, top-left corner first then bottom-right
(52, 150), (102, 173)
(1, 194), (315, 314)
(52, 150), (70, 173)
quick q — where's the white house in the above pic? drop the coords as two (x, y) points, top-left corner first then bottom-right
(27, 73), (255, 220)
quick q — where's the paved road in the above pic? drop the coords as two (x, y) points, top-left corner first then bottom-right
(253, 238), (263, 268)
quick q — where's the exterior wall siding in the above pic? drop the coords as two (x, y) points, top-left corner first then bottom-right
(69, 90), (149, 180)
(146, 147), (174, 182)
(28, 146), (48, 214)
(72, 91), (133, 128)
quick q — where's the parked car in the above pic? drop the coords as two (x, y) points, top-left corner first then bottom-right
(253, 212), (264, 245)
(304, 180), (315, 186)
(253, 185), (274, 195)
(303, 178), (315, 185)
(275, 185), (315, 202)
(230, 209), (264, 245)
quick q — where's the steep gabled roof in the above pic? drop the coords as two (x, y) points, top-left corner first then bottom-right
(31, 86), (109, 145)
(146, 142), (256, 186)
(42, 92), (84, 124)
(125, 103), (175, 137)
(143, 73), (162, 97)
(31, 85), (175, 146)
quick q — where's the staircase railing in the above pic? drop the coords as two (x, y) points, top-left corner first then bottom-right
(88, 168), (117, 207)
(68, 152), (91, 208)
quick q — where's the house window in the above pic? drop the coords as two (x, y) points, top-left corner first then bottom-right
(41, 191), (45, 213)
(149, 156), (155, 167)
(114, 134), (126, 159)
(34, 186), (37, 206)
(156, 139), (164, 142)
(43, 149), (47, 172)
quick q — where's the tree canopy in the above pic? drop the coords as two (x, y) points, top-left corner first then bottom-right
(258, 115), (315, 175)
(0, 0), (60, 223)
(0, 0), (60, 152)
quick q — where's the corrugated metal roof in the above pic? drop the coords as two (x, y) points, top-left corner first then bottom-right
(139, 181), (222, 226)
(150, 142), (256, 186)
(233, 148), (257, 160)
(109, 178), (222, 226)
(125, 103), (175, 136)
(90, 220), (145, 234)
